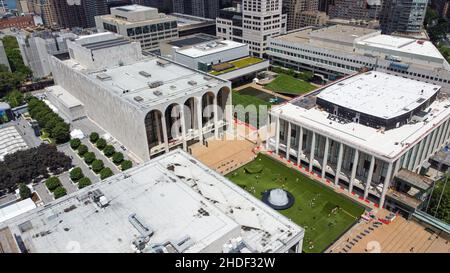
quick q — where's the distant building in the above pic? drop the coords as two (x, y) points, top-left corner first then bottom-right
(283, 0), (319, 31)
(160, 34), (269, 82)
(0, 40), (10, 71)
(216, 1), (287, 58)
(380, 0), (428, 34)
(267, 25), (450, 91)
(297, 10), (328, 28)
(267, 71), (450, 208)
(171, 13), (216, 37)
(0, 14), (35, 29)
(49, 32), (231, 161)
(0, 150), (304, 253)
(17, 29), (78, 78)
(328, 0), (382, 21)
(131, 0), (173, 13)
(172, 0), (220, 19)
(95, 4), (178, 50)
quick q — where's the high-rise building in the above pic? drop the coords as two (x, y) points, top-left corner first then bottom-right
(380, 0), (428, 34)
(29, 0), (108, 28)
(131, 0), (173, 13)
(283, 0), (319, 31)
(328, 0), (382, 21)
(95, 4), (178, 50)
(216, 0), (287, 58)
(172, 0), (220, 19)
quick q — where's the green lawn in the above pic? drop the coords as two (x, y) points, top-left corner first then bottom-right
(226, 154), (365, 253)
(210, 57), (263, 75)
(265, 74), (316, 95)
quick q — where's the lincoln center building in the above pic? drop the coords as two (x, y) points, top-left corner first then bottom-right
(49, 32), (232, 162)
(266, 71), (450, 207)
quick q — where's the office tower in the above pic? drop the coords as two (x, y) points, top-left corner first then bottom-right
(172, 0), (220, 19)
(380, 0), (428, 34)
(216, 0), (287, 58)
(328, 0), (382, 21)
(283, 0), (319, 30)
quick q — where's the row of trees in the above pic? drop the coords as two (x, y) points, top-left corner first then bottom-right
(45, 177), (67, 199)
(0, 144), (72, 193)
(425, 175), (449, 224)
(88, 132), (133, 171)
(69, 167), (92, 189)
(70, 137), (114, 180)
(28, 97), (70, 143)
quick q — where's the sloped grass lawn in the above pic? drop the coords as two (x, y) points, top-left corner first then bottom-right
(226, 154), (365, 253)
(265, 74), (316, 95)
(210, 57), (263, 75)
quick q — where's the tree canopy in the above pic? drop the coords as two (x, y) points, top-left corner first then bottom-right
(0, 144), (72, 193)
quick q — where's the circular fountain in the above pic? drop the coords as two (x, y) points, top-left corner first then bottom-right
(262, 188), (295, 210)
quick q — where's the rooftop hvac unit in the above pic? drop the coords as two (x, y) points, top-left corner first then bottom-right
(203, 76), (213, 81)
(134, 96), (144, 102)
(188, 80), (197, 86)
(153, 90), (162, 96)
(156, 59), (170, 67)
(139, 71), (151, 78)
(148, 81), (164, 88)
(96, 73), (111, 81)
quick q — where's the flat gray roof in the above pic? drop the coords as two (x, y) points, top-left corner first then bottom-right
(65, 55), (226, 112)
(317, 71), (439, 119)
(1, 150), (303, 253)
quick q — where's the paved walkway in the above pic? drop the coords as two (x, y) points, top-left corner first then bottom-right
(327, 210), (450, 253)
(190, 138), (257, 175)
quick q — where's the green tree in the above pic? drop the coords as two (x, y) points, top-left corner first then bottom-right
(92, 159), (104, 173)
(103, 145), (115, 157)
(53, 186), (67, 199)
(121, 160), (133, 171)
(18, 183), (31, 199)
(69, 167), (84, 182)
(4, 90), (24, 107)
(89, 132), (99, 143)
(52, 123), (70, 144)
(96, 138), (107, 150)
(426, 174), (450, 224)
(112, 152), (124, 165)
(70, 138), (81, 149)
(84, 152), (96, 165)
(45, 177), (61, 192)
(77, 144), (88, 156)
(100, 168), (114, 180)
(78, 177), (92, 189)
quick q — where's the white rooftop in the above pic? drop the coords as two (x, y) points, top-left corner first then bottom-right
(64, 56), (226, 112)
(357, 35), (445, 61)
(176, 40), (246, 58)
(0, 199), (36, 224)
(272, 73), (450, 160)
(317, 71), (440, 119)
(1, 150), (303, 253)
(0, 126), (28, 161)
(46, 86), (83, 109)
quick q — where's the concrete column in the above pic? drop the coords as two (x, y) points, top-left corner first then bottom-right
(321, 137), (329, 178)
(179, 105), (187, 151)
(334, 142), (344, 185)
(364, 155), (375, 199)
(155, 113), (162, 144)
(275, 116), (280, 154)
(393, 159), (401, 176)
(161, 114), (169, 153)
(297, 126), (303, 165)
(265, 114), (271, 150)
(420, 134), (432, 164)
(213, 96), (219, 139)
(413, 140), (425, 171)
(349, 149), (359, 193)
(309, 132), (316, 172)
(196, 98), (203, 144)
(286, 122), (291, 160)
(379, 162), (393, 207)
(407, 144), (418, 170)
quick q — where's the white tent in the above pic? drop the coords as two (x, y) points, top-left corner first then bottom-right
(70, 129), (85, 140)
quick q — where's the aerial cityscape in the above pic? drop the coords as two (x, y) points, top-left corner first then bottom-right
(0, 0), (449, 259)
